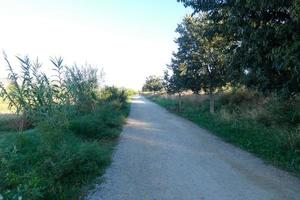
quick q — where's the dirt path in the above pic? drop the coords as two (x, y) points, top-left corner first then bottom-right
(87, 96), (300, 200)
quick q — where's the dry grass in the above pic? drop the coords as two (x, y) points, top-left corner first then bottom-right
(160, 93), (209, 106)
(0, 98), (19, 132)
(0, 98), (11, 114)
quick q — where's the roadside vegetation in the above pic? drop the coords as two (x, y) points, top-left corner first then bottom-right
(147, 91), (300, 174)
(0, 55), (134, 199)
(0, 99), (10, 114)
(144, 1), (300, 174)
(142, 75), (164, 95)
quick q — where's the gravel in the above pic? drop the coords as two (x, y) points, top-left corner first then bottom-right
(87, 95), (300, 200)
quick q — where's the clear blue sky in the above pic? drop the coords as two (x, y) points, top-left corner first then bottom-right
(0, 0), (190, 89)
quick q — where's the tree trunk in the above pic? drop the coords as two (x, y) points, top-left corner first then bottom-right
(209, 90), (215, 114)
(178, 92), (182, 112)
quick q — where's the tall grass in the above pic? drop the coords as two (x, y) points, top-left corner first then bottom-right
(0, 55), (133, 199)
(147, 90), (300, 174)
(0, 55), (102, 130)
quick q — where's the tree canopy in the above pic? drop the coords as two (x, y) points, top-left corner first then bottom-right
(161, 0), (300, 112)
(177, 0), (300, 96)
(142, 75), (164, 93)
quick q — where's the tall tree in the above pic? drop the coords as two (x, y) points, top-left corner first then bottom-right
(178, 0), (300, 97)
(164, 57), (187, 110)
(171, 15), (228, 113)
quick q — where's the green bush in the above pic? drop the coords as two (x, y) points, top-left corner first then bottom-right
(69, 105), (123, 139)
(0, 54), (131, 199)
(100, 86), (128, 105)
(267, 98), (300, 127)
(220, 88), (259, 106)
(0, 130), (113, 199)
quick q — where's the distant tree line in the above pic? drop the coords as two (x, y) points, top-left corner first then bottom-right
(161, 0), (300, 113)
(142, 75), (164, 94)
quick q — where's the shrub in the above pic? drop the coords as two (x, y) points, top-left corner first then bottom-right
(0, 130), (112, 199)
(100, 86), (128, 105)
(0, 54), (130, 199)
(267, 98), (300, 127)
(219, 88), (260, 111)
(69, 104), (123, 139)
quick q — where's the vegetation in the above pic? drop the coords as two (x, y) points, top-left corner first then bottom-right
(177, 0), (300, 97)
(161, 1), (300, 114)
(147, 90), (300, 174)
(0, 55), (132, 199)
(142, 75), (164, 94)
(0, 99), (10, 113)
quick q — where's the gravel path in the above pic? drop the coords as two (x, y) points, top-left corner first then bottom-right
(87, 96), (300, 200)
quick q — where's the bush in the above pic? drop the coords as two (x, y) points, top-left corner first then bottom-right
(69, 104), (124, 139)
(221, 88), (259, 105)
(0, 54), (130, 199)
(100, 86), (128, 105)
(267, 98), (300, 127)
(0, 130), (112, 199)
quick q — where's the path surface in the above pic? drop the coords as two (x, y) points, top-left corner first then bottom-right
(87, 96), (300, 200)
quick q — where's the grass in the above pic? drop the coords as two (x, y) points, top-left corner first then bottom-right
(0, 56), (134, 199)
(146, 91), (300, 175)
(0, 130), (113, 199)
(0, 99), (21, 132)
(0, 99), (10, 114)
(0, 100), (130, 200)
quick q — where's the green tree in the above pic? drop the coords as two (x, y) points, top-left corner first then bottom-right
(178, 0), (300, 97)
(171, 15), (228, 113)
(142, 75), (164, 94)
(164, 58), (187, 110)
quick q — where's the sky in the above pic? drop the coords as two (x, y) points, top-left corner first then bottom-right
(0, 0), (190, 90)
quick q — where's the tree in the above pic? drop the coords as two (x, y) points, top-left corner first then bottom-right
(164, 58), (187, 110)
(170, 15), (228, 113)
(142, 75), (164, 94)
(178, 0), (300, 97)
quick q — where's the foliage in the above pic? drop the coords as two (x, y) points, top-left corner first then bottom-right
(0, 55), (101, 129)
(0, 54), (131, 199)
(64, 65), (99, 113)
(123, 88), (138, 98)
(178, 0), (300, 97)
(165, 15), (229, 112)
(0, 130), (113, 199)
(100, 86), (128, 105)
(70, 102), (128, 140)
(142, 75), (164, 93)
(164, 62), (186, 95)
(0, 97), (130, 199)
